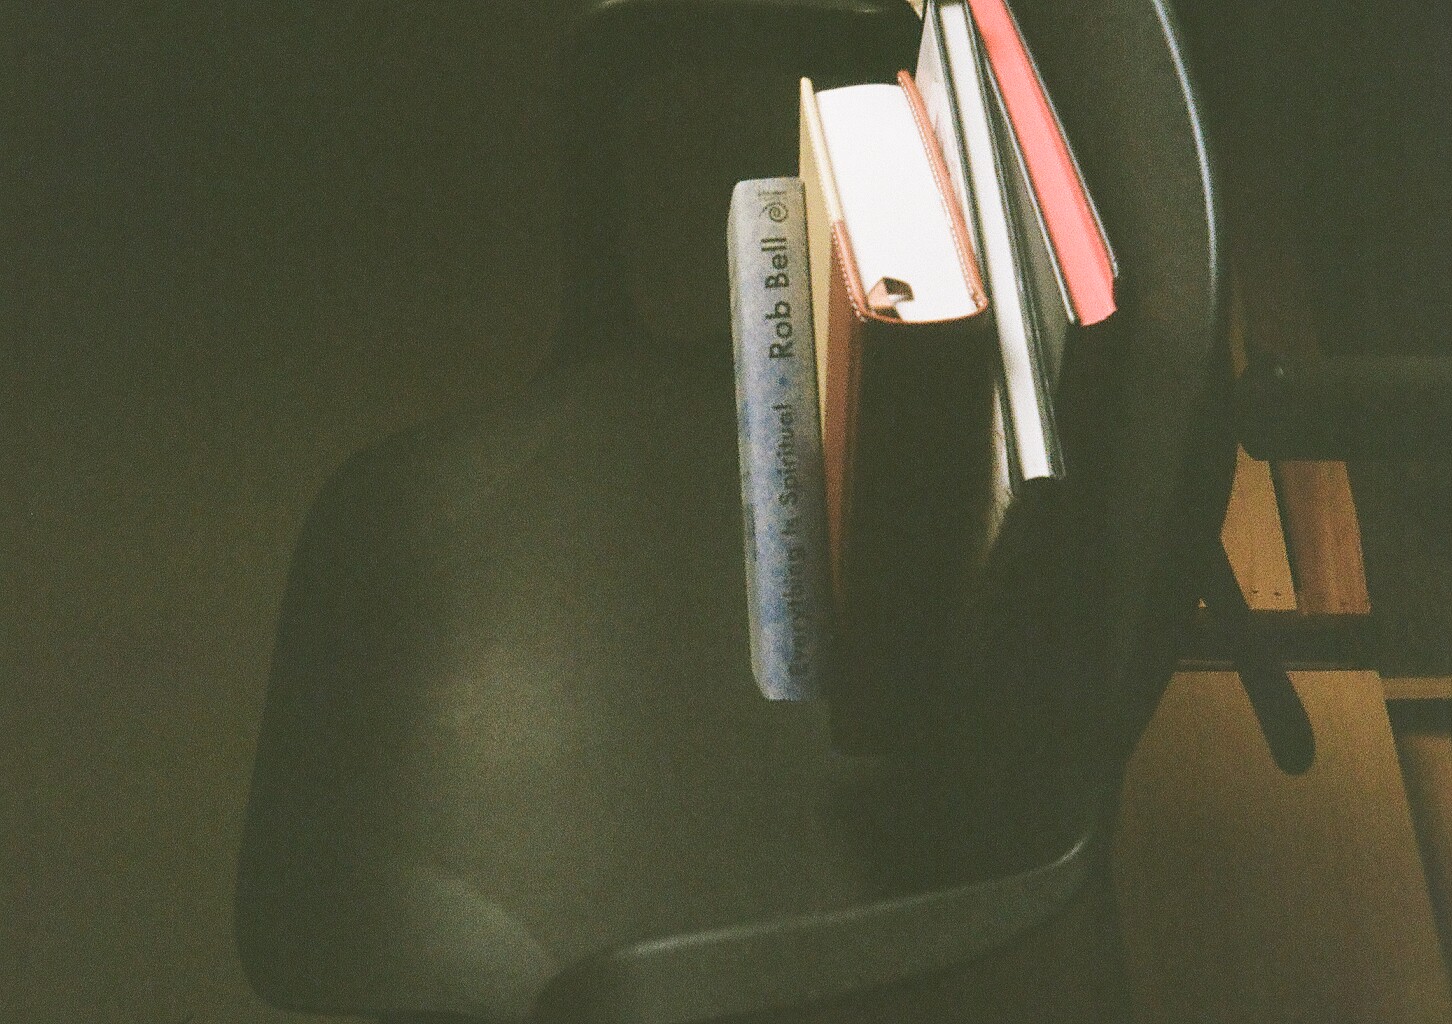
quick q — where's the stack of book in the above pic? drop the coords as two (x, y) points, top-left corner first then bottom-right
(730, 0), (1116, 733)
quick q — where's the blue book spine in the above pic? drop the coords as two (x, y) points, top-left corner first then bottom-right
(727, 178), (831, 701)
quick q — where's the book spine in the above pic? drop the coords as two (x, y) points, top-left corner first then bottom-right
(728, 178), (831, 701)
(927, 0), (1064, 485)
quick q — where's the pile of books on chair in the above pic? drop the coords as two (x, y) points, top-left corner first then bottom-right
(730, 0), (1117, 730)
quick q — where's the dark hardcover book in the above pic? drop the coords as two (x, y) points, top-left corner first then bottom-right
(799, 72), (1000, 750)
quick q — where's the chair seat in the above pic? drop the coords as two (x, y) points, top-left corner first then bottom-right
(237, 352), (969, 1020)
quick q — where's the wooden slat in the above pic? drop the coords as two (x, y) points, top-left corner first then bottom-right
(1117, 670), (1452, 1023)
(1386, 678), (1452, 702)
(1274, 460), (1372, 614)
(1222, 447), (1297, 611)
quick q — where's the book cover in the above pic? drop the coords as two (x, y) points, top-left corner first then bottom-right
(964, 0), (1116, 328)
(728, 177), (831, 701)
(918, 0), (1064, 487)
(798, 75), (999, 750)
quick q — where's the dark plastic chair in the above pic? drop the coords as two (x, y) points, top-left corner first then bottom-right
(235, 1), (1229, 1020)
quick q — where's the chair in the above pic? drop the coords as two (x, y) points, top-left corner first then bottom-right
(235, 1), (1229, 1020)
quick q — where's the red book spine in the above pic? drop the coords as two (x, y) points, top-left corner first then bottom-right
(966, 0), (1116, 325)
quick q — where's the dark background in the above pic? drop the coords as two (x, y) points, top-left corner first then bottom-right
(6, 1), (1452, 1021)
(8, 4), (572, 1020)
